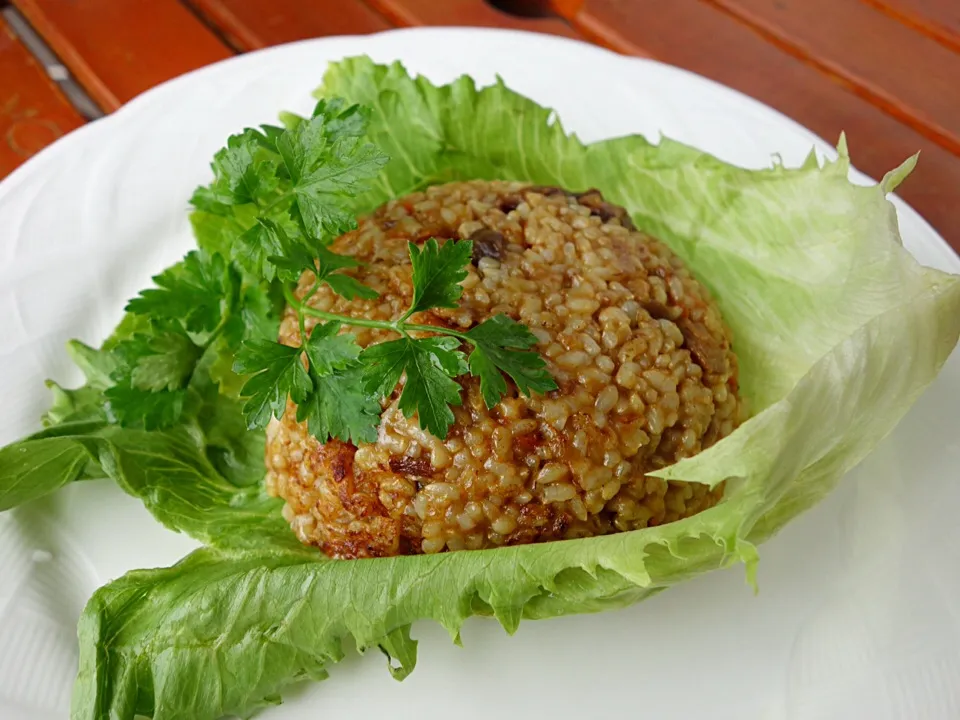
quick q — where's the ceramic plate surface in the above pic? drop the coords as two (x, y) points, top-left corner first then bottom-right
(1, 27), (958, 720)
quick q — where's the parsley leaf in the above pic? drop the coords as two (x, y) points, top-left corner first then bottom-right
(405, 239), (473, 318)
(293, 140), (387, 238)
(311, 98), (370, 139)
(264, 223), (377, 301)
(125, 250), (233, 334)
(261, 221), (377, 300)
(104, 385), (187, 431)
(314, 244), (361, 274)
(254, 123), (286, 152)
(303, 321), (362, 376)
(361, 336), (467, 438)
(278, 105), (388, 240)
(239, 283), (283, 343)
(233, 341), (311, 429)
(276, 115), (325, 186)
(314, 246), (378, 299)
(208, 283), (281, 398)
(111, 329), (201, 393)
(233, 219), (286, 282)
(296, 366), (379, 445)
(322, 273), (376, 300)
(189, 186), (235, 217)
(260, 219), (317, 283)
(466, 315), (558, 408)
(101, 326), (203, 429)
(195, 129), (278, 210)
(277, 100), (376, 184)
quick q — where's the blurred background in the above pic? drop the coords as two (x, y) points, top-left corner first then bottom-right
(0, 0), (958, 248)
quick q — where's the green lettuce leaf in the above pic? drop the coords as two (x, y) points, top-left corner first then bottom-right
(2, 401), (293, 552)
(70, 531), (699, 720)
(9, 57), (958, 718)
(2, 339), (278, 527)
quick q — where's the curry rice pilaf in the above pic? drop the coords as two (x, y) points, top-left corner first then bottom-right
(265, 180), (743, 558)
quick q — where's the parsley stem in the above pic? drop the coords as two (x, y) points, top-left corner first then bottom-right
(283, 285), (474, 343)
(406, 324), (471, 342)
(296, 279), (322, 343)
(297, 308), (307, 344)
(201, 313), (230, 350)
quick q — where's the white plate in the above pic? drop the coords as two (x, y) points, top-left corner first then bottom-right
(1, 27), (959, 720)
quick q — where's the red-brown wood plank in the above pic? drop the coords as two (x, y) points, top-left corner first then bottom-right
(186, 0), (390, 52)
(0, 15), (84, 177)
(10, 0), (233, 112)
(703, 0), (960, 156)
(363, 0), (582, 39)
(549, 0), (586, 17)
(863, 0), (960, 53)
(559, 0), (960, 250)
(548, 0), (586, 17)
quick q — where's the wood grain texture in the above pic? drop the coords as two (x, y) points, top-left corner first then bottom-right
(561, 0), (960, 248)
(10, 0), (232, 112)
(863, 0), (960, 52)
(186, 0), (390, 51)
(0, 16), (84, 177)
(363, 0), (581, 38)
(547, 0), (586, 16)
(704, 0), (960, 156)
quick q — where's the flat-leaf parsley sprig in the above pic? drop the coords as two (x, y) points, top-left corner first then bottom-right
(102, 249), (240, 429)
(277, 237), (559, 440)
(216, 100), (556, 440)
(108, 97), (557, 441)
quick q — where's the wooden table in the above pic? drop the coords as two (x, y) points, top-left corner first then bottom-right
(2, 0), (958, 251)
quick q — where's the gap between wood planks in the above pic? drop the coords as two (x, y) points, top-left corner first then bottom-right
(0, 8), (85, 176)
(1, 5), (101, 120)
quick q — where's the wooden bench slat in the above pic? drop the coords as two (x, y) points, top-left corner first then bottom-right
(10, 0), (233, 112)
(561, 0), (960, 249)
(187, 0), (390, 52)
(0, 15), (84, 177)
(704, 0), (960, 156)
(864, 0), (960, 53)
(364, 0), (581, 39)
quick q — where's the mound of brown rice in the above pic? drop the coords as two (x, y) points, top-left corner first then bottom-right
(265, 180), (743, 559)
